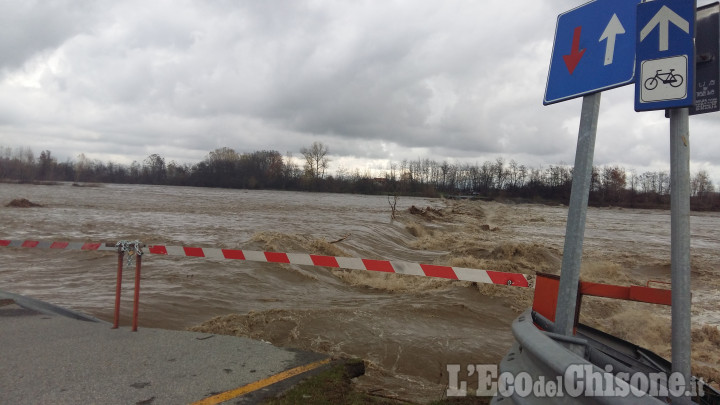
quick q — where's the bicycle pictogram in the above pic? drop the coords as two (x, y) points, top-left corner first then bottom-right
(643, 69), (684, 90)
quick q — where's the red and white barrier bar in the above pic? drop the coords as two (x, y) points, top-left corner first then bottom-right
(146, 244), (530, 287)
(0, 239), (530, 287)
(0, 239), (113, 251)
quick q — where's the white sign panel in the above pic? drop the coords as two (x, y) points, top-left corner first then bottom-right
(639, 55), (688, 103)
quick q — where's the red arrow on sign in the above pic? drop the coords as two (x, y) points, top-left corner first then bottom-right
(563, 26), (586, 74)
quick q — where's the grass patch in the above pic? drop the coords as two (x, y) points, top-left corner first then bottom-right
(262, 359), (398, 405)
(263, 359), (492, 405)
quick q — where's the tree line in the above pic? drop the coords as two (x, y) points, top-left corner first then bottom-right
(1, 144), (718, 210)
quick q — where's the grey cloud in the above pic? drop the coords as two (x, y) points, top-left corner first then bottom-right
(0, 0), (99, 73)
(0, 0), (718, 184)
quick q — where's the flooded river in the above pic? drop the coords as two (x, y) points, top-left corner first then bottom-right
(1, 183), (718, 401)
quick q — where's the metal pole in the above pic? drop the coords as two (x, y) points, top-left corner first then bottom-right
(554, 92), (601, 336)
(113, 251), (124, 329)
(669, 107), (691, 399)
(132, 254), (142, 332)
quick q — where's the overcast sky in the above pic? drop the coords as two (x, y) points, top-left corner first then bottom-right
(1, 0), (718, 183)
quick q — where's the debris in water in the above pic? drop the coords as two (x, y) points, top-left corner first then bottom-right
(408, 205), (443, 220)
(5, 198), (43, 208)
(330, 233), (351, 244)
(72, 182), (102, 187)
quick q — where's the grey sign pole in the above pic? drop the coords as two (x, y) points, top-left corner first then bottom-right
(554, 92), (601, 336)
(669, 107), (691, 399)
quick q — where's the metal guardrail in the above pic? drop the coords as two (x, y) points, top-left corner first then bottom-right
(0, 289), (108, 323)
(490, 309), (697, 405)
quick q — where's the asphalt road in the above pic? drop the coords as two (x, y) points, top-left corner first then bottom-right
(0, 291), (329, 405)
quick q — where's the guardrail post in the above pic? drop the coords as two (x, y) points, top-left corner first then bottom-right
(132, 253), (142, 332)
(112, 240), (143, 331)
(113, 250), (124, 329)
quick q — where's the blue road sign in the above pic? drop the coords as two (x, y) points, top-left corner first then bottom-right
(635, 0), (696, 111)
(544, 0), (641, 105)
(691, 2), (719, 115)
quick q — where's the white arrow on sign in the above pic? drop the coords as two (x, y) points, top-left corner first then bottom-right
(640, 5), (690, 51)
(599, 14), (626, 66)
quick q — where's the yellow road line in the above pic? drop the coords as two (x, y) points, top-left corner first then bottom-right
(190, 357), (332, 405)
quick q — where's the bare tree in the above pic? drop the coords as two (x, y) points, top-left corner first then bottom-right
(75, 153), (90, 182)
(143, 153), (167, 184)
(284, 151), (300, 180)
(493, 158), (507, 189)
(300, 141), (330, 179)
(207, 147), (240, 163)
(388, 194), (398, 219)
(691, 170), (715, 198)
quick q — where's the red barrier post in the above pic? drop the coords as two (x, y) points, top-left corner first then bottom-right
(113, 251), (124, 329)
(132, 254), (142, 332)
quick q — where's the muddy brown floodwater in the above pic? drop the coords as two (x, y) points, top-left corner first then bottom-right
(1, 182), (718, 402)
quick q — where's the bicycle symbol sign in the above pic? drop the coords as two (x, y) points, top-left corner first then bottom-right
(643, 68), (683, 90)
(634, 0), (695, 111)
(638, 55), (688, 103)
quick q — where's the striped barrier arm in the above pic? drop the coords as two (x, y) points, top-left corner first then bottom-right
(0, 239), (115, 251)
(0, 239), (530, 287)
